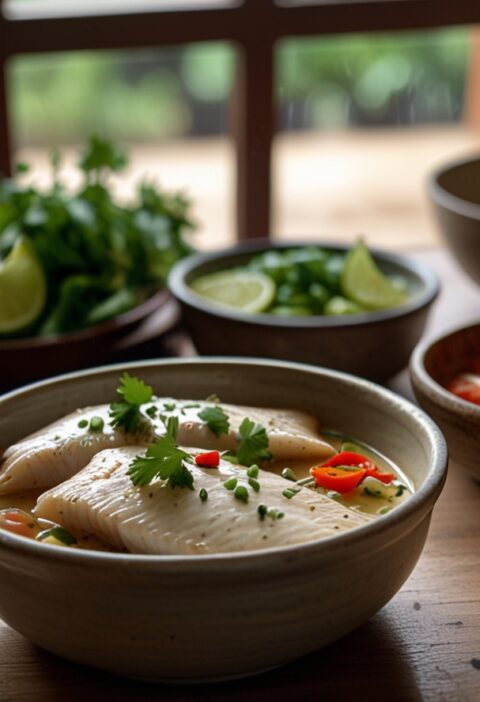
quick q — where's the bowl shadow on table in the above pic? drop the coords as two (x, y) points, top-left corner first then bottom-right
(19, 617), (421, 702)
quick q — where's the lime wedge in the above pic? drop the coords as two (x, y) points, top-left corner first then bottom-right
(341, 241), (408, 310)
(191, 269), (275, 314)
(0, 238), (47, 334)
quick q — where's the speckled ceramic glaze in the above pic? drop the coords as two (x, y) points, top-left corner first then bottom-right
(168, 241), (439, 383)
(0, 359), (447, 682)
(410, 323), (480, 481)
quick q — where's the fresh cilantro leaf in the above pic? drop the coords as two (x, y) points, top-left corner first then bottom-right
(198, 405), (230, 437)
(236, 418), (272, 466)
(109, 373), (153, 433)
(117, 373), (153, 405)
(128, 417), (194, 490)
(109, 403), (142, 433)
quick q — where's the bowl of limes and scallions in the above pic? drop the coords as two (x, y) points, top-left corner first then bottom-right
(168, 239), (439, 382)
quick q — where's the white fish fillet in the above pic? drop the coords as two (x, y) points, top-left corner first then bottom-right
(0, 400), (334, 494)
(34, 447), (371, 554)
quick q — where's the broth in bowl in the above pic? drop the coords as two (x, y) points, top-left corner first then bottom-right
(0, 373), (413, 555)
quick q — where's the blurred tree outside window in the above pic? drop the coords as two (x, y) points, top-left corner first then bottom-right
(7, 27), (472, 248)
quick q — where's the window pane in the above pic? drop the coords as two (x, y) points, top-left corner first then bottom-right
(274, 27), (472, 249)
(8, 44), (236, 249)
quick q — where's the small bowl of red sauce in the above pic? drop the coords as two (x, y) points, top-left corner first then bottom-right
(410, 322), (480, 481)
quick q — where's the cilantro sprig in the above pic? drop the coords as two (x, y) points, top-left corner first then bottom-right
(128, 416), (195, 490)
(109, 373), (153, 433)
(236, 418), (272, 466)
(198, 405), (230, 437)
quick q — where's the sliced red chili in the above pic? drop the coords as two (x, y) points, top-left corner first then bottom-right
(315, 451), (395, 487)
(310, 466), (367, 493)
(322, 451), (372, 469)
(195, 450), (220, 468)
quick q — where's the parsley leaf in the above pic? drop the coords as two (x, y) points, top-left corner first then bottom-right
(117, 373), (153, 405)
(198, 405), (230, 437)
(109, 373), (153, 433)
(128, 416), (194, 490)
(236, 418), (272, 466)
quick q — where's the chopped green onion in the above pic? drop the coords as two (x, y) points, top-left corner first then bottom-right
(145, 405), (158, 418)
(77, 419), (88, 429)
(282, 487), (300, 500)
(396, 484), (407, 497)
(221, 452), (239, 464)
(199, 488), (208, 502)
(258, 504), (268, 520)
(281, 467), (298, 482)
(248, 477), (260, 492)
(247, 464), (259, 478)
(234, 485), (249, 503)
(89, 416), (104, 433)
(37, 526), (77, 546)
(163, 402), (176, 412)
(268, 509), (284, 520)
(379, 506), (392, 515)
(224, 477), (238, 491)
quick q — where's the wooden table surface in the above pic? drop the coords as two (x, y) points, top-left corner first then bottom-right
(2, 248), (480, 702)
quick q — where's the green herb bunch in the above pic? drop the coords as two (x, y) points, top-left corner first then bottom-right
(0, 135), (195, 336)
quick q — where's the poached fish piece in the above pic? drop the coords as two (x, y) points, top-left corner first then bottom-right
(0, 400), (334, 495)
(34, 447), (371, 555)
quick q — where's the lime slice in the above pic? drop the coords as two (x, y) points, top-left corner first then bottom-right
(0, 238), (47, 334)
(191, 269), (275, 314)
(341, 241), (408, 310)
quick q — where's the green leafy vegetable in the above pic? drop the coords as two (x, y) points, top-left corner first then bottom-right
(128, 416), (194, 490)
(0, 136), (195, 337)
(236, 418), (272, 466)
(198, 405), (230, 437)
(109, 373), (153, 433)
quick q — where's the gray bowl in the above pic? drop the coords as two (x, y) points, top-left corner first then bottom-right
(168, 240), (439, 382)
(410, 321), (480, 481)
(428, 155), (480, 285)
(0, 358), (447, 682)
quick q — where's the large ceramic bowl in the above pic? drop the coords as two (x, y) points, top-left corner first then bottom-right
(168, 241), (439, 382)
(428, 155), (480, 285)
(410, 322), (480, 481)
(0, 358), (447, 682)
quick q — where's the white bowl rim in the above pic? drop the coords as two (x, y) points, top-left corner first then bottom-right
(428, 153), (480, 221)
(0, 357), (448, 570)
(410, 320), (480, 418)
(168, 239), (440, 329)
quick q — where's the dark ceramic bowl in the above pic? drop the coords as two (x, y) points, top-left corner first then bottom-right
(168, 240), (439, 382)
(428, 155), (480, 285)
(410, 321), (480, 481)
(0, 290), (173, 392)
